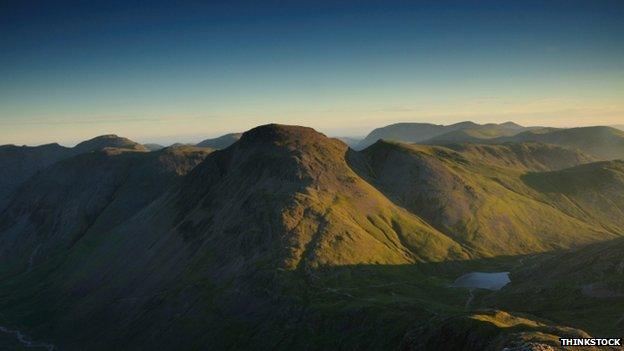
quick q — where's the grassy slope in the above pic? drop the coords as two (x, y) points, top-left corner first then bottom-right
(522, 160), (624, 232)
(360, 141), (618, 256)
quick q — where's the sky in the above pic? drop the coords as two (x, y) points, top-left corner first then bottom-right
(1, 0), (623, 145)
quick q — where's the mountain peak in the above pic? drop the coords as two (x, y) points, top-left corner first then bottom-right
(73, 134), (148, 153)
(238, 124), (329, 146)
(95, 134), (120, 139)
(500, 121), (523, 128)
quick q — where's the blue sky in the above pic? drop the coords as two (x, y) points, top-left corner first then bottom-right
(1, 0), (623, 145)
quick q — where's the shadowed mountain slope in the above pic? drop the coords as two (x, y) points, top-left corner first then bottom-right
(0, 143), (70, 210)
(0, 145), (213, 274)
(0, 135), (150, 212)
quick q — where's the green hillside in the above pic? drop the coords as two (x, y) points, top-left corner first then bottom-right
(360, 141), (616, 256)
(522, 160), (624, 232)
(0, 124), (622, 350)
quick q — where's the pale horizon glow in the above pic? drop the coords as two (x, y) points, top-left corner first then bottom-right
(3, 98), (624, 147)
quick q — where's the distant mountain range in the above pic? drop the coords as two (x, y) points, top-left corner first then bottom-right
(355, 121), (624, 160)
(139, 133), (244, 152)
(0, 122), (622, 350)
(357, 121), (473, 148)
(138, 121), (624, 157)
(196, 132), (243, 149)
(356, 121), (528, 149)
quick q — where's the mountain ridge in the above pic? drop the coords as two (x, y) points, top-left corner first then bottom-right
(0, 123), (622, 350)
(357, 121), (482, 149)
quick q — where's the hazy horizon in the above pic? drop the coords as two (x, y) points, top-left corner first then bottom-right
(2, 1), (623, 145)
(2, 118), (624, 148)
